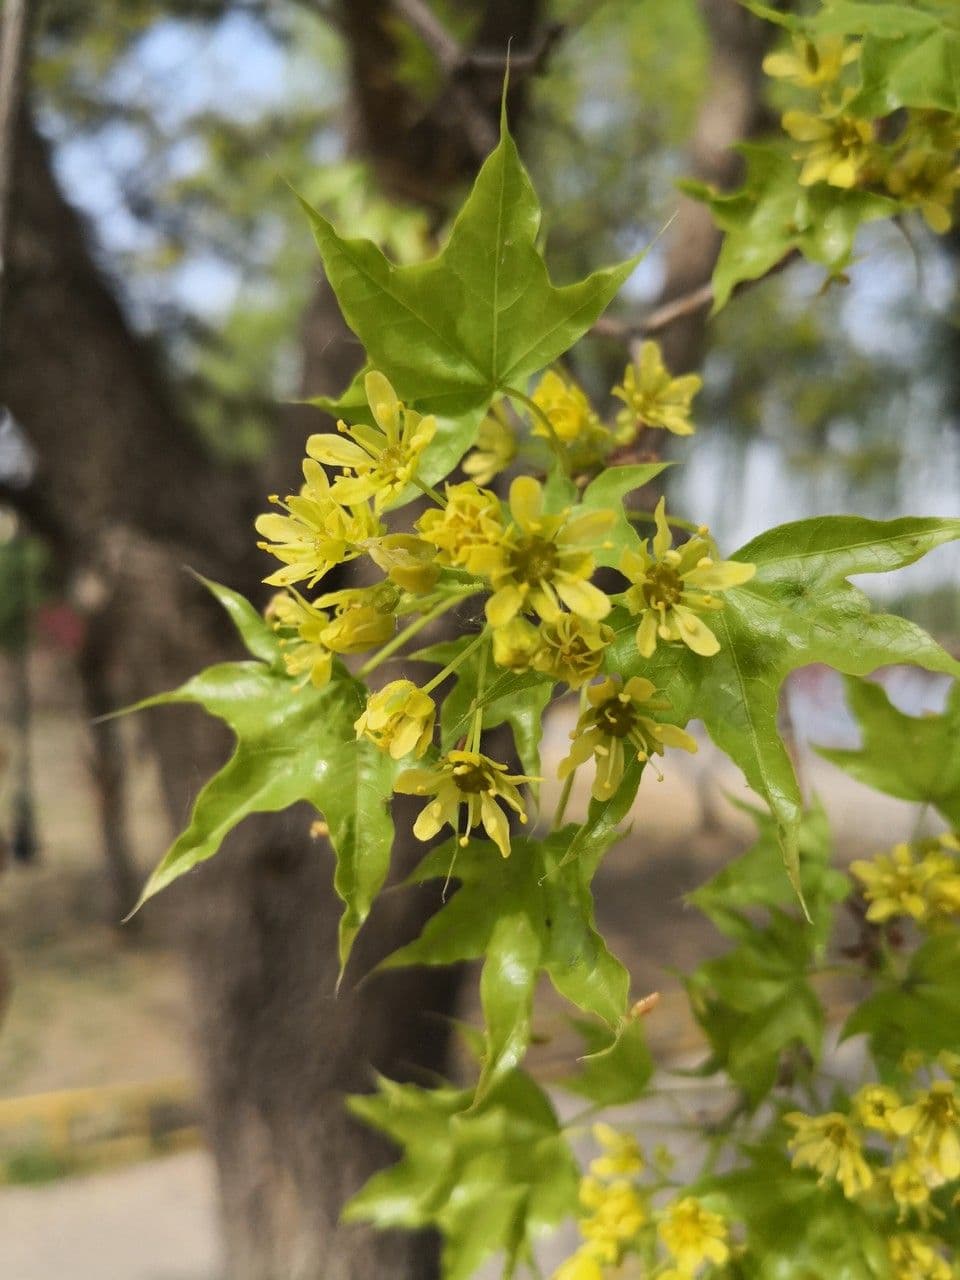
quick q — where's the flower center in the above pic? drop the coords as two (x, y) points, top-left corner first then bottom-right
(509, 535), (558, 585)
(596, 698), (636, 739)
(454, 762), (497, 794)
(642, 564), (682, 609)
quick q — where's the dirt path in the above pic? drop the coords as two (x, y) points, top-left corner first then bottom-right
(0, 1150), (219, 1280)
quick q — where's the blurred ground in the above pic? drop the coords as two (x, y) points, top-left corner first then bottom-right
(0, 643), (950, 1279)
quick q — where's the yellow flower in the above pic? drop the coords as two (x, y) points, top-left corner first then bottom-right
(762, 34), (859, 89)
(890, 1082), (960, 1181)
(782, 108), (875, 189)
(885, 112), (960, 235)
(394, 750), (538, 858)
(887, 1160), (932, 1221)
(657, 1197), (729, 1274)
(470, 476), (614, 628)
(492, 615), (541, 673)
(364, 532), (440, 594)
(311, 585), (396, 654)
(462, 411), (517, 486)
(926, 832), (960, 919)
(849, 843), (941, 924)
(416, 481), (504, 572)
(306, 371), (436, 513)
(885, 145), (960, 235)
(621, 499), (755, 659)
(255, 458), (379, 588)
(579, 1176), (647, 1262)
(354, 680), (436, 760)
(888, 1234), (954, 1280)
(612, 342), (702, 438)
(590, 1124), (644, 1180)
(784, 1111), (874, 1199)
(266, 592), (336, 687)
(533, 615), (612, 689)
(853, 1084), (901, 1136)
(551, 1248), (605, 1280)
(558, 675), (697, 802)
(530, 370), (629, 470)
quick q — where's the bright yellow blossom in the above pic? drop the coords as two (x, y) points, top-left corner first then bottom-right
(470, 476), (614, 627)
(890, 1082), (960, 1181)
(578, 1176), (647, 1262)
(782, 108), (875, 189)
(558, 675), (697, 802)
(463, 410), (517, 486)
(853, 1084), (901, 1136)
(657, 1196), (729, 1274)
(763, 34), (859, 89)
(888, 1234), (954, 1280)
(307, 371), (436, 513)
(364, 532), (440, 594)
(612, 342), (701, 438)
(394, 749), (538, 858)
(266, 587), (395, 687)
(850, 842), (943, 925)
(885, 112), (960, 235)
(255, 458), (379, 588)
(492, 615), (541, 672)
(533, 615), (612, 689)
(354, 680), (436, 760)
(311, 584), (396, 654)
(551, 1249), (604, 1280)
(784, 1111), (874, 1198)
(266, 592), (337, 687)
(529, 369), (628, 470)
(417, 481), (503, 572)
(621, 498), (755, 659)
(886, 146), (960, 235)
(590, 1124), (644, 1179)
(887, 1160), (932, 1221)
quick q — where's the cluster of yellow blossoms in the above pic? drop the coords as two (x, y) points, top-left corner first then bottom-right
(255, 351), (751, 856)
(554, 1125), (730, 1280)
(785, 1059), (960, 1279)
(850, 833), (960, 927)
(766, 33), (960, 232)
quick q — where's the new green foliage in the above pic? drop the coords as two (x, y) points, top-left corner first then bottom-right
(608, 515), (960, 891)
(129, 579), (398, 971)
(817, 677), (960, 825)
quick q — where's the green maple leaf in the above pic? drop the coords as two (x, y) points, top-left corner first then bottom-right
(816, 676), (960, 825)
(682, 144), (896, 310)
(700, 1148), (892, 1279)
(843, 932), (960, 1073)
(382, 827), (630, 1104)
(131, 578), (398, 972)
(299, 112), (639, 482)
(810, 2), (960, 115)
(345, 1070), (578, 1280)
(607, 515), (960, 894)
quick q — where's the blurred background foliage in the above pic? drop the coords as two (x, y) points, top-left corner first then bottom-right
(27, 0), (960, 622)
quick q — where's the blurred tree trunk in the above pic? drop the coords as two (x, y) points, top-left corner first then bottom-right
(657, 0), (778, 373)
(1, 3), (544, 1277)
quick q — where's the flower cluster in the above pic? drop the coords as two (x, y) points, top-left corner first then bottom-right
(553, 1125), (730, 1280)
(850, 833), (960, 927)
(766, 31), (960, 230)
(621, 498), (755, 659)
(785, 1059), (960, 1249)
(255, 358), (747, 856)
(461, 343), (702, 483)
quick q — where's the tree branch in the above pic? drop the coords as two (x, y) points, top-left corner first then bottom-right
(593, 249), (801, 343)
